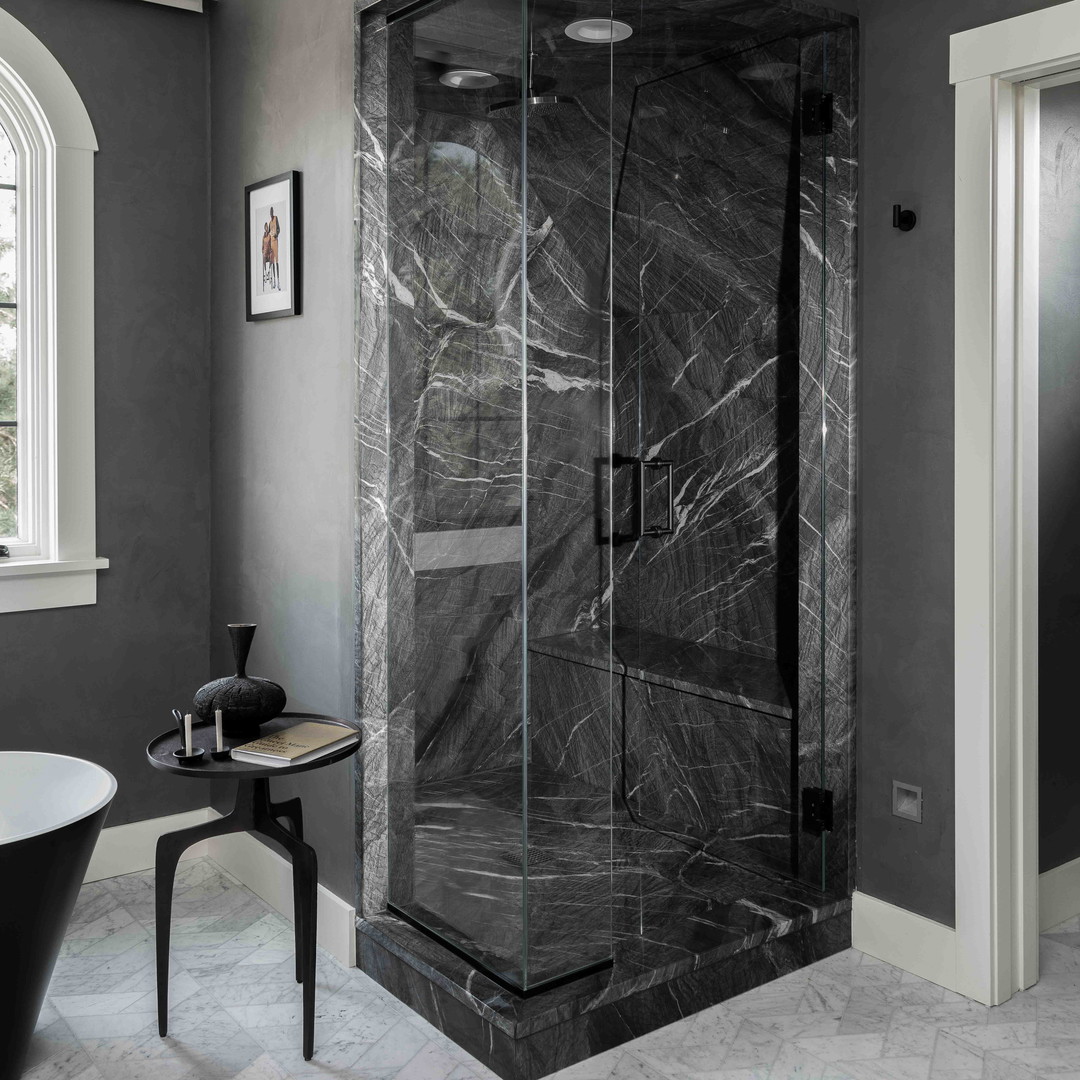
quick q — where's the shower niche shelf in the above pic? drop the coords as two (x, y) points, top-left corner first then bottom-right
(529, 626), (792, 719)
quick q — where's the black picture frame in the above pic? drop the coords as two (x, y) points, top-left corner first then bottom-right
(245, 170), (302, 321)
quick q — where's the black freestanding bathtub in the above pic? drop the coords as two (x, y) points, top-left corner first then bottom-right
(0, 752), (116, 1080)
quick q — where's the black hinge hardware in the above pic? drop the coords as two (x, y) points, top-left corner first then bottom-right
(802, 787), (834, 835)
(802, 91), (834, 137)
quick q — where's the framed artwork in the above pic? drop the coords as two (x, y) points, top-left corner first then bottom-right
(245, 171), (302, 321)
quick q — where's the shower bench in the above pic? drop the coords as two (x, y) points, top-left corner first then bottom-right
(530, 625), (792, 718)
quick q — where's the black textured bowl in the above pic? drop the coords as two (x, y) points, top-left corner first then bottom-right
(193, 674), (286, 737)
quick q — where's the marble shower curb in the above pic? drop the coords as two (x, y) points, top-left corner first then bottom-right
(357, 906), (852, 1080)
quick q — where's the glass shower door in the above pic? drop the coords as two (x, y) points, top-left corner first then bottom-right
(609, 12), (836, 890)
(383, 0), (615, 992)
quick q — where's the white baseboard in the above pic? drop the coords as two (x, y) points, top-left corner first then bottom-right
(84, 808), (215, 882)
(206, 813), (356, 969)
(1040, 855), (1080, 931)
(84, 807), (356, 969)
(140, 0), (203, 11)
(852, 890), (959, 992)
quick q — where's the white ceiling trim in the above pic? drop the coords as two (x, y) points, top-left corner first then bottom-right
(138, 0), (204, 12)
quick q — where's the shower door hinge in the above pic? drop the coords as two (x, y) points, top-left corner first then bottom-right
(802, 92), (834, 137)
(802, 787), (834, 835)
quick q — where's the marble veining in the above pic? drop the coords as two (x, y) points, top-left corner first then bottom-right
(382, 768), (847, 1019)
(355, 0), (857, 1067)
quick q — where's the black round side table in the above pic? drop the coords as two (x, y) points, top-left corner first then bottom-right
(147, 712), (359, 1061)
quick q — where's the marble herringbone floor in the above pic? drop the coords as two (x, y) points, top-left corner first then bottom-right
(21, 857), (1080, 1080)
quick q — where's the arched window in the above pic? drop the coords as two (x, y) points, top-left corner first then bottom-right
(0, 9), (107, 612)
(1, 122), (15, 538)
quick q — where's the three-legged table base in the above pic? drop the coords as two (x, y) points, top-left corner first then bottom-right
(154, 778), (318, 1059)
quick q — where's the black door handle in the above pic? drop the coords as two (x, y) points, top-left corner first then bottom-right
(602, 454), (673, 545)
(638, 458), (674, 538)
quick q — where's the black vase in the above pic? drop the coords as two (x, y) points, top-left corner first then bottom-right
(193, 623), (286, 737)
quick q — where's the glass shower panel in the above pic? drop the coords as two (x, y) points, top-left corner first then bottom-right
(384, 0), (615, 991)
(521, 0), (614, 986)
(609, 6), (834, 889)
(384, 0), (529, 987)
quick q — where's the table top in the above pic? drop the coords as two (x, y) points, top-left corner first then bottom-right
(146, 713), (360, 780)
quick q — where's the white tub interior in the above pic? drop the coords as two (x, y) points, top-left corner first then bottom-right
(0, 752), (117, 845)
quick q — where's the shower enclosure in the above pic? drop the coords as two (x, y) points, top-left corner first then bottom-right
(356, 0), (855, 1052)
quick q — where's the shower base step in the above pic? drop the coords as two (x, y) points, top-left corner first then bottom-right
(356, 816), (849, 1080)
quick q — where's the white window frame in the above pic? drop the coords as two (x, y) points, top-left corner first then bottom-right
(0, 8), (107, 613)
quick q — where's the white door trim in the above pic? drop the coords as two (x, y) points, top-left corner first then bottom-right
(951, 0), (1080, 85)
(951, 1), (1080, 1006)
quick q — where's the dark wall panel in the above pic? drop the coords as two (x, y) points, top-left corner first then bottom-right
(0, 0), (211, 824)
(1039, 80), (1080, 875)
(856, 0), (1071, 926)
(208, 0), (356, 902)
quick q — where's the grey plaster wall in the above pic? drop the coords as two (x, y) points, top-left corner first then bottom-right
(208, 0), (357, 903)
(856, 0), (1071, 926)
(1039, 81), (1080, 875)
(0, 0), (211, 824)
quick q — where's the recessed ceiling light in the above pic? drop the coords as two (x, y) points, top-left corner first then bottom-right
(439, 69), (499, 89)
(564, 18), (633, 44)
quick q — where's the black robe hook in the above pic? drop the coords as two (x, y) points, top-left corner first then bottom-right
(893, 204), (917, 232)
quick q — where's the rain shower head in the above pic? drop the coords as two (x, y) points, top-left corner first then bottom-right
(487, 26), (582, 122)
(488, 94), (579, 119)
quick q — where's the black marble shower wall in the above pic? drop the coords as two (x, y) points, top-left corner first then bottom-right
(356, 0), (857, 994)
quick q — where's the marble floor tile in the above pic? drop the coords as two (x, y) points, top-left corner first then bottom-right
(880, 1016), (942, 1060)
(981, 1044), (1080, 1075)
(231, 1055), (295, 1080)
(927, 1029), (986, 1079)
(20, 1018), (88, 1080)
(1038, 939), (1080, 975)
(20, 1049), (100, 1080)
(943, 1022), (1038, 1053)
(832, 1058), (931, 1080)
(764, 1041), (830, 1079)
(986, 996), (1039, 1027)
(745, 1011), (844, 1043)
(788, 1033), (885, 1064)
(24, 857), (1080, 1080)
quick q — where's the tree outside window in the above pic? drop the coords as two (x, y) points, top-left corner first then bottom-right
(0, 122), (15, 539)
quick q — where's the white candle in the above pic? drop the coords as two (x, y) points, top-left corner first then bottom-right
(215, 709), (223, 752)
(184, 713), (193, 757)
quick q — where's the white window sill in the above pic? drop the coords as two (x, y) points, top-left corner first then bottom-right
(0, 556), (109, 613)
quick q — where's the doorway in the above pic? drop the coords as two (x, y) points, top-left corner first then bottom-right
(951, 0), (1080, 1008)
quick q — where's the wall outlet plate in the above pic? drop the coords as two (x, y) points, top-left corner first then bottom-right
(892, 780), (923, 823)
